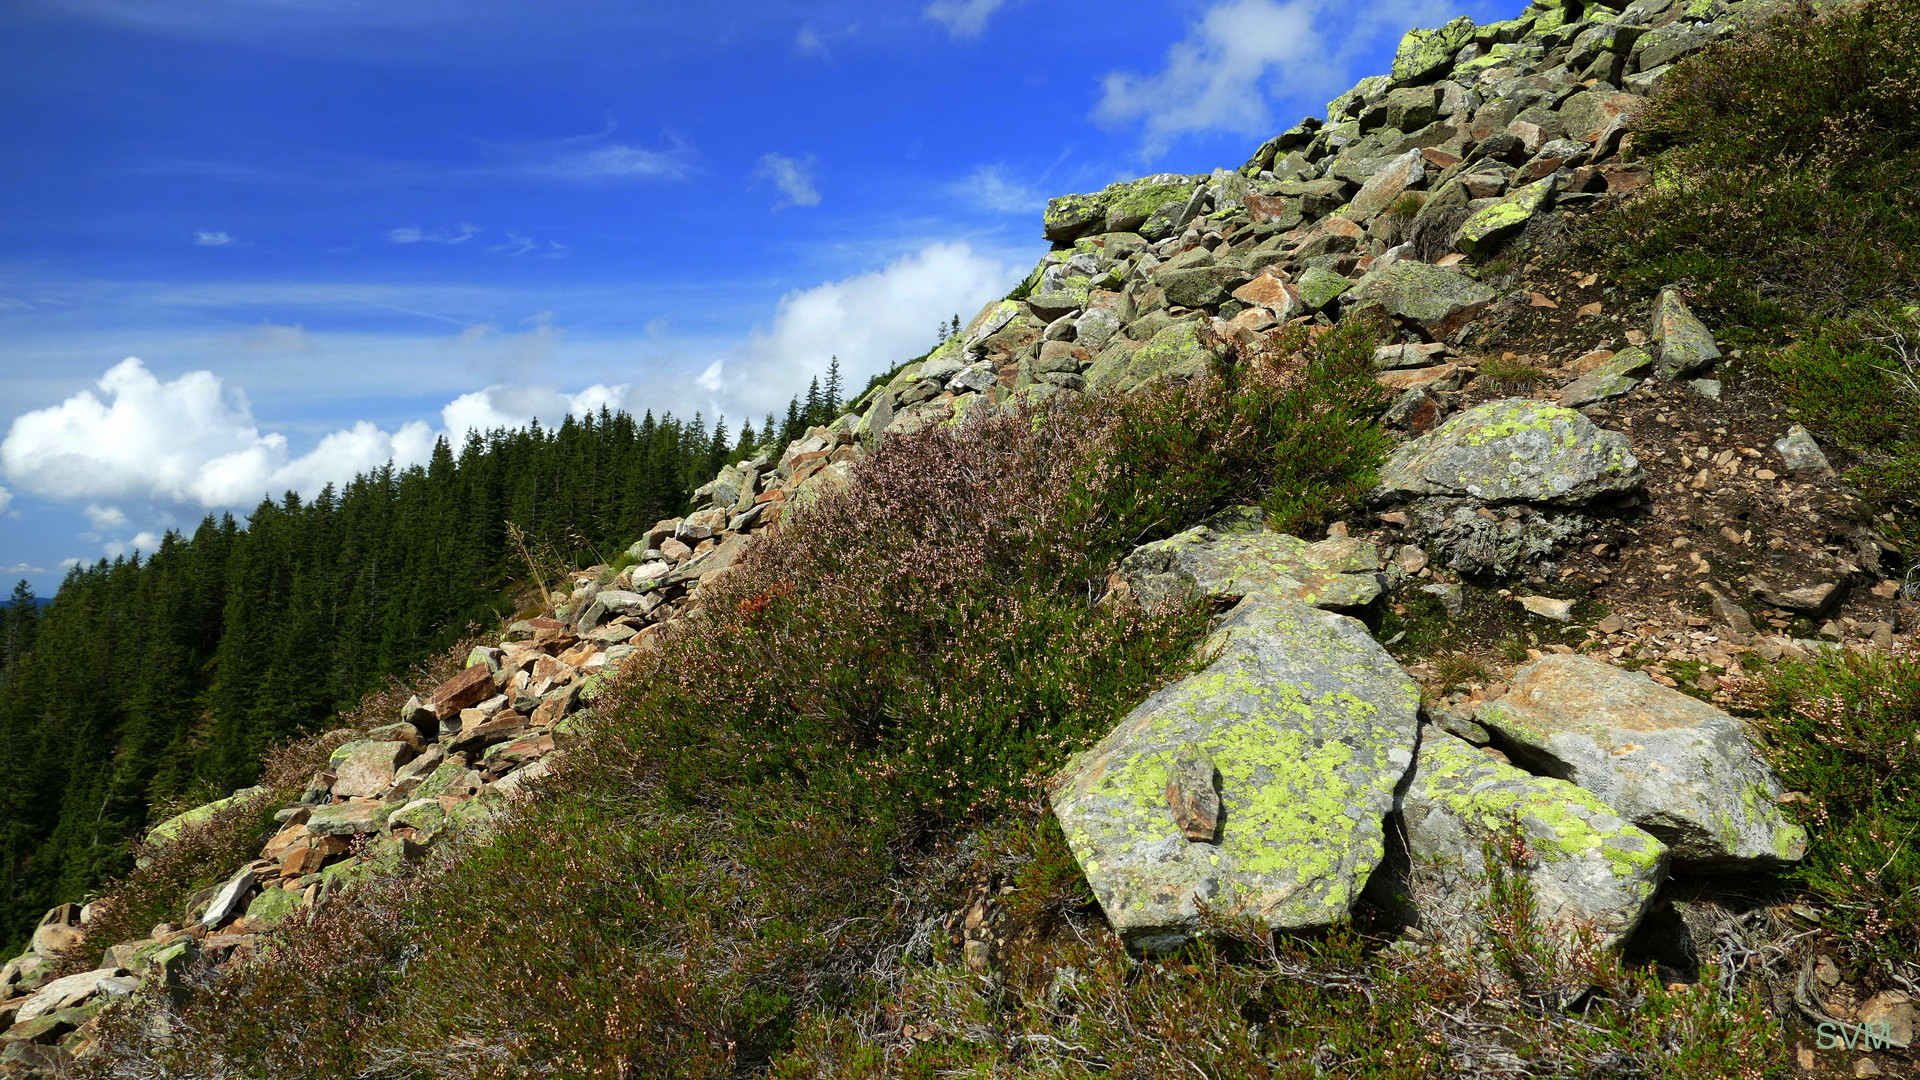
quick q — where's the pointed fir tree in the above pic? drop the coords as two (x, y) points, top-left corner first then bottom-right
(824, 356), (842, 416)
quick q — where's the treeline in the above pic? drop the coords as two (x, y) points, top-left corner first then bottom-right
(0, 378), (851, 947)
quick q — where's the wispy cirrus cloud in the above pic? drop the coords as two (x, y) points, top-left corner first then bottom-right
(924, 0), (1015, 39)
(948, 164), (1045, 215)
(388, 223), (481, 244)
(193, 231), (237, 246)
(755, 152), (820, 209)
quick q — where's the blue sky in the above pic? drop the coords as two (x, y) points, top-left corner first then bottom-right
(0, 0), (1507, 594)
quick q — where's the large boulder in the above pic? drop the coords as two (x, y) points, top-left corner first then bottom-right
(1392, 732), (1668, 952)
(1454, 177), (1555, 257)
(1556, 347), (1654, 408)
(1372, 398), (1645, 507)
(1344, 263), (1495, 341)
(1475, 655), (1808, 868)
(1393, 16), (1477, 84)
(1085, 318), (1217, 395)
(1051, 593), (1422, 954)
(146, 785), (268, 848)
(329, 740), (414, 799)
(1120, 522), (1387, 611)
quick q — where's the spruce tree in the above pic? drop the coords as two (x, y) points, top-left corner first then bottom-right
(824, 356), (842, 416)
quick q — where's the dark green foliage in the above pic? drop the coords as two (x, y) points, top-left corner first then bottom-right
(1591, 0), (1920, 330)
(0, 409), (718, 950)
(1728, 646), (1920, 972)
(1766, 304), (1920, 517)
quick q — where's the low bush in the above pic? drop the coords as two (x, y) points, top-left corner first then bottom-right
(1766, 303), (1920, 519)
(80, 320), (1395, 1076)
(1590, 0), (1920, 332)
(1725, 644), (1920, 974)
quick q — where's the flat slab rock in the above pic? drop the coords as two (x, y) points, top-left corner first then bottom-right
(1051, 592), (1420, 955)
(1120, 520), (1387, 611)
(1373, 398), (1645, 507)
(1474, 655), (1807, 868)
(1396, 732), (1668, 951)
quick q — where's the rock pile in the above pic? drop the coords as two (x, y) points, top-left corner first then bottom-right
(1053, 520), (1804, 956)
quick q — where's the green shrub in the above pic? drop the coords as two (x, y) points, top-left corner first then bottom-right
(1767, 303), (1920, 516)
(1728, 644), (1920, 972)
(82, 319), (1393, 1077)
(1591, 0), (1920, 330)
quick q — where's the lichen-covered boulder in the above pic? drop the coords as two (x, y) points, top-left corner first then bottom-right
(1296, 265), (1353, 311)
(1392, 732), (1668, 951)
(146, 785), (268, 848)
(1454, 177), (1555, 257)
(1373, 398), (1644, 507)
(1344, 262), (1495, 341)
(1475, 655), (1808, 868)
(1392, 16), (1477, 84)
(329, 740), (414, 799)
(1051, 593), (1421, 954)
(1649, 288), (1722, 378)
(1084, 318), (1217, 395)
(1120, 525), (1386, 611)
(1407, 499), (1592, 577)
(1557, 346), (1654, 407)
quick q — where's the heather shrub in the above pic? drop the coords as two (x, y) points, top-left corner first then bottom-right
(1725, 644), (1920, 972)
(79, 320), (1397, 1076)
(1766, 303), (1920, 520)
(1592, 0), (1920, 330)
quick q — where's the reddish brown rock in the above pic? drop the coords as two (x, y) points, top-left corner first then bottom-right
(431, 663), (494, 721)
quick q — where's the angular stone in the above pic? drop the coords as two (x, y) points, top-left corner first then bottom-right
(1393, 16), (1477, 84)
(1454, 177), (1555, 257)
(1373, 342), (1452, 371)
(1164, 747), (1222, 844)
(328, 740), (413, 799)
(1051, 593), (1421, 954)
(1519, 595), (1576, 621)
(244, 886), (303, 930)
(1345, 262), (1495, 341)
(1557, 346), (1654, 407)
(1393, 732), (1668, 952)
(199, 867), (257, 928)
(430, 662), (495, 721)
(1373, 398), (1645, 507)
(1748, 578), (1844, 616)
(1344, 149), (1426, 223)
(28, 905), (81, 959)
(1120, 525), (1386, 611)
(1649, 288), (1722, 377)
(1085, 318), (1216, 395)
(1773, 424), (1832, 474)
(1230, 275), (1305, 320)
(1475, 655), (1808, 868)
(1157, 265), (1250, 309)
(1296, 266), (1353, 311)
(304, 803), (383, 836)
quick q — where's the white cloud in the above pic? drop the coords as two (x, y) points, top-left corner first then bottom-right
(83, 503), (126, 529)
(1095, 0), (1460, 159)
(924, 0), (1012, 39)
(0, 357), (441, 509)
(715, 242), (1022, 416)
(695, 360), (725, 393)
(529, 142), (693, 182)
(794, 23), (827, 57)
(440, 383), (630, 437)
(950, 165), (1045, 215)
(755, 153), (821, 209)
(0, 485), (10, 513)
(2, 562), (47, 575)
(388, 223), (481, 244)
(194, 231), (235, 246)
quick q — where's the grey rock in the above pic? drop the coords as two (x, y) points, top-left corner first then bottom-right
(1374, 398), (1645, 507)
(1475, 654), (1808, 867)
(1296, 266), (1354, 311)
(1557, 346), (1654, 407)
(1391, 732), (1668, 952)
(1052, 592), (1421, 954)
(1773, 424), (1832, 474)
(1649, 288), (1722, 377)
(1420, 582), (1464, 618)
(199, 867), (257, 928)
(1121, 525), (1387, 611)
(1408, 499), (1592, 576)
(1345, 262), (1496, 340)
(1519, 595), (1576, 621)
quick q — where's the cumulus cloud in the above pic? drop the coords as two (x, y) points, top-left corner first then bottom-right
(441, 383), (630, 437)
(0, 485), (10, 514)
(388, 223), (481, 244)
(83, 504), (126, 529)
(2, 563), (47, 575)
(950, 165), (1045, 215)
(755, 153), (821, 209)
(194, 231), (235, 246)
(924, 0), (1013, 38)
(1094, 0), (1457, 159)
(713, 242), (1022, 416)
(0, 358), (438, 509)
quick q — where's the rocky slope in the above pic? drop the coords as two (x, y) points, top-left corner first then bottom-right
(2, 0), (1915, 1071)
